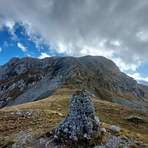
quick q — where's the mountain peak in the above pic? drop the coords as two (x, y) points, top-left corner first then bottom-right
(0, 56), (148, 111)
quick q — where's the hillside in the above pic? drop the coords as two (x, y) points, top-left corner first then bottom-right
(0, 56), (148, 111)
(0, 87), (148, 147)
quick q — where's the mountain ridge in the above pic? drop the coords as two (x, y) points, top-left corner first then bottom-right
(0, 56), (148, 110)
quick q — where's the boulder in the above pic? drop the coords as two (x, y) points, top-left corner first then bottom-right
(110, 125), (121, 133)
(126, 115), (145, 124)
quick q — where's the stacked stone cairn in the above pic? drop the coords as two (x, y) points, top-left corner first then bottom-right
(52, 90), (101, 147)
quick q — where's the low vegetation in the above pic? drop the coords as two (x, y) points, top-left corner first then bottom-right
(0, 87), (148, 147)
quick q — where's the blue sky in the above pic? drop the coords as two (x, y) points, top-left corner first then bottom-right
(0, 0), (148, 82)
(0, 23), (63, 65)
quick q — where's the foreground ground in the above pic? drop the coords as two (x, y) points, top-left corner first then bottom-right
(0, 87), (148, 147)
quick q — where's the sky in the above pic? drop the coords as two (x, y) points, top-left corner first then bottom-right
(0, 0), (148, 83)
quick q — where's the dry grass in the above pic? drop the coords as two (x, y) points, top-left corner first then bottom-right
(0, 87), (148, 147)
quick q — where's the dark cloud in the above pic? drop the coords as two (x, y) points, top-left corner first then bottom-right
(0, 0), (148, 71)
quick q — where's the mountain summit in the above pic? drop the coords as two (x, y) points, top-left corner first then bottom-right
(0, 56), (148, 111)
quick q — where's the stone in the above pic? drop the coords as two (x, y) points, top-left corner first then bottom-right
(110, 125), (121, 133)
(0, 99), (7, 108)
(125, 116), (145, 124)
(100, 128), (107, 134)
(52, 90), (101, 146)
(12, 131), (33, 148)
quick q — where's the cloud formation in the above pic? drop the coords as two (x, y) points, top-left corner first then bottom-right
(0, 47), (2, 53)
(128, 73), (148, 82)
(17, 42), (27, 52)
(0, 0), (148, 72)
(38, 52), (50, 59)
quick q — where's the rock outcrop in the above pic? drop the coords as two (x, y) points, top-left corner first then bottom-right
(49, 90), (101, 147)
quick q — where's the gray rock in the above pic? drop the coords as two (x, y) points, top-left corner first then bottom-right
(110, 125), (121, 133)
(12, 131), (33, 148)
(52, 90), (101, 146)
(0, 99), (7, 108)
(126, 115), (145, 124)
(7, 76), (61, 106)
(95, 135), (136, 148)
(100, 128), (107, 134)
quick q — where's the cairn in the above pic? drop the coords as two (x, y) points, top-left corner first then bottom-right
(52, 90), (101, 147)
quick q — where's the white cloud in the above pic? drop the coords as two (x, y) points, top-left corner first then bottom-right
(57, 42), (67, 53)
(128, 72), (148, 82)
(17, 42), (27, 52)
(38, 52), (50, 59)
(80, 46), (114, 58)
(136, 31), (148, 42)
(5, 20), (15, 31)
(110, 40), (121, 47)
(0, 47), (2, 52)
(113, 57), (141, 72)
(0, 0), (148, 73)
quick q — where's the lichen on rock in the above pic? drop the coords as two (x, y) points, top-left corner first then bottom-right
(52, 90), (101, 147)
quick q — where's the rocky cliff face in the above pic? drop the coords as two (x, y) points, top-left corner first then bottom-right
(0, 56), (148, 109)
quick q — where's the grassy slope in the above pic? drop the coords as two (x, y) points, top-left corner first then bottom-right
(0, 87), (148, 147)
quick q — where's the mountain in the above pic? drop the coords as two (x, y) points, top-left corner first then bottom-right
(0, 56), (148, 111)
